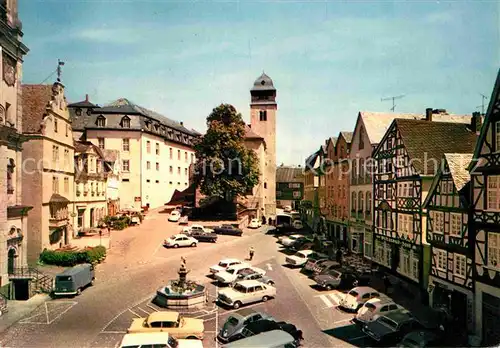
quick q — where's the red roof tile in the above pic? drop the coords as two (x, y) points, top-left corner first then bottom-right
(22, 84), (53, 134)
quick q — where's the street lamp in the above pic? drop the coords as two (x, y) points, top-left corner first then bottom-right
(99, 229), (102, 246)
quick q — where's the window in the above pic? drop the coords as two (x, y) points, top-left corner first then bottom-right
(352, 192), (357, 211)
(75, 108), (82, 116)
(177, 150), (181, 160)
(454, 254), (466, 277)
(435, 249), (447, 271)
(6, 158), (14, 194)
(146, 161), (151, 170)
(54, 118), (58, 132)
(293, 191), (300, 199)
(184, 168), (187, 176)
(488, 232), (500, 269)
(191, 153), (194, 163)
(156, 143), (160, 155)
(398, 214), (413, 238)
(496, 121), (500, 152)
(177, 167), (181, 174)
(146, 179), (150, 183)
(184, 152), (188, 162)
(156, 162), (160, 171)
(450, 213), (462, 237)
(487, 176), (500, 211)
(122, 160), (130, 172)
(156, 180), (159, 183)
(430, 211), (444, 233)
(146, 141), (151, 153)
(366, 192), (372, 215)
(98, 138), (105, 149)
(358, 191), (363, 212)
(169, 166), (173, 174)
(64, 149), (69, 169)
(169, 148), (173, 159)
(96, 116), (106, 127)
(364, 231), (373, 258)
(259, 110), (267, 121)
(411, 255), (419, 280)
(359, 126), (364, 150)
(401, 249), (411, 276)
(52, 145), (59, 164)
(122, 138), (130, 151)
(121, 117), (130, 128)
(52, 176), (59, 194)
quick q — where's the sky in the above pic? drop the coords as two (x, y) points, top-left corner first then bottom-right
(20, 0), (499, 166)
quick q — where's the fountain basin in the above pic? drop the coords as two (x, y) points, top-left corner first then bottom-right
(154, 280), (207, 309)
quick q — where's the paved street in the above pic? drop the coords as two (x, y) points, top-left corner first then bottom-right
(0, 211), (366, 347)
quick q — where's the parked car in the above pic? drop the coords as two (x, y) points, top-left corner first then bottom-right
(248, 219), (261, 229)
(355, 297), (405, 324)
(127, 311), (204, 339)
(339, 286), (380, 311)
(233, 268), (275, 286)
(222, 330), (298, 348)
(362, 309), (422, 344)
(292, 220), (303, 230)
(214, 224), (243, 236)
(279, 234), (304, 247)
(182, 224), (214, 234)
(285, 250), (327, 267)
(397, 330), (444, 347)
(217, 280), (276, 309)
(240, 319), (303, 346)
(217, 309), (274, 343)
(168, 210), (181, 222)
(314, 267), (371, 291)
(311, 260), (341, 277)
(163, 234), (198, 248)
(53, 263), (95, 297)
(178, 216), (188, 225)
(184, 229), (217, 243)
(283, 206), (292, 213)
(301, 257), (329, 274)
(216, 265), (266, 285)
(289, 240), (314, 252)
(119, 332), (203, 348)
(210, 259), (248, 275)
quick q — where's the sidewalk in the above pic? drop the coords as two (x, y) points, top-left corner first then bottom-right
(0, 294), (50, 333)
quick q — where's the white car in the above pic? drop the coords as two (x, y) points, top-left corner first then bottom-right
(248, 219), (261, 229)
(339, 286), (380, 311)
(355, 296), (405, 323)
(215, 266), (266, 284)
(209, 259), (248, 274)
(168, 210), (181, 222)
(283, 206), (292, 213)
(163, 234), (198, 248)
(280, 234), (304, 247)
(285, 250), (315, 267)
(292, 220), (303, 230)
(217, 280), (276, 309)
(183, 224), (214, 234)
(119, 332), (203, 348)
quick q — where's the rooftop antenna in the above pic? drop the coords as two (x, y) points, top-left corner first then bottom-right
(381, 94), (405, 112)
(56, 59), (65, 82)
(478, 93), (488, 114)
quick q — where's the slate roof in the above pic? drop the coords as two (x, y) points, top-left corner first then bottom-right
(244, 125), (264, 140)
(251, 72), (276, 92)
(340, 131), (353, 144)
(444, 153), (473, 192)
(326, 137), (337, 150)
(67, 100), (98, 108)
(21, 84), (54, 134)
(276, 166), (304, 183)
(74, 140), (104, 158)
(360, 111), (471, 146)
(101, 149), (119, 163)
(394, 119), (478, 176)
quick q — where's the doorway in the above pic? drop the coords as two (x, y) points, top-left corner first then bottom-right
(13, 279), (29, 300)
(90, 208), (95, 227)
(7, 248), (16, 274)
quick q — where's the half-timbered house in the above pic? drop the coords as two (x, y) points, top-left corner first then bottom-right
(423, 153), (475, 333)
(372, 111), (478, 303)
(469, 69), (500, 346)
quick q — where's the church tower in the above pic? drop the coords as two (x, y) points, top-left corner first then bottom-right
(250, 72), (277, 217)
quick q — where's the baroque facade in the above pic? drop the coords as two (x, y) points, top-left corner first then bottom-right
(0, 0), (30, 295)
(69, 97), (199, 210)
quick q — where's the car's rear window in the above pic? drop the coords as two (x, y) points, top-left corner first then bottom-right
(329, 270), (341, 278)
(364, 303), (376, 311)
(227, 316), (239, 326)
(348, 290), (359, 297)
(56, 276), (72, 281)
(219, 262), (228, 267)
(378, 317), (398, 330)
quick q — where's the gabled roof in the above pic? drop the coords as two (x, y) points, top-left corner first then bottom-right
(74, 140), (105, 158)
(378, 119), (478, 176)
(21, 84), (54, 134)
(423, 153), (473, 208)
(359, 111), (471, 146)
(340, 131), (353, 144)
(304, 150), (320, 172)
(326, 137), (338, 149)
(244, 125), (264, 140)
(276, 166), (304, 183)
(471, 69), (500, 162)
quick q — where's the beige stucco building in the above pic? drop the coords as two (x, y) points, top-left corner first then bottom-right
(22, 82), (75, 263)
(69, 97), (198, 210)
(242, 73), (277, 219)
(0, 0), (30, 297)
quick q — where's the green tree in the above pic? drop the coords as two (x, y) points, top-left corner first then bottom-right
(194, 104), (260, 200)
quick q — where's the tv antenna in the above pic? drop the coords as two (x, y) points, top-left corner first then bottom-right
(381, 94), (405, 112)
(477, 93), (488, 114)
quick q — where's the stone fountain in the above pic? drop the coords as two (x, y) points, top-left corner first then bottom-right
(154, 257), (208, 309)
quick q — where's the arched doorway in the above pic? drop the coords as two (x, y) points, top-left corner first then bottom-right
(8, 248), (16, 274)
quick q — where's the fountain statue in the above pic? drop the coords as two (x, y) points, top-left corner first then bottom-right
(153, 256), (207, 308)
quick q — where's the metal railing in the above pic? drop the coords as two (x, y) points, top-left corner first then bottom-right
(9, 267), (53, 294)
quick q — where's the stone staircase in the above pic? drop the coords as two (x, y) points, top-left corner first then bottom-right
(9, 267), (53, 297)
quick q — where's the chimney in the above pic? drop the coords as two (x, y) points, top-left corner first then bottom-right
(471, 111), (483, 134)
(85, 94), (89, 102)
(180, 121), (184, 126)
(425, 108), (433, 121)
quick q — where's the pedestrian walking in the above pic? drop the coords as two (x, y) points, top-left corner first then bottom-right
(249, 246), (255, 261)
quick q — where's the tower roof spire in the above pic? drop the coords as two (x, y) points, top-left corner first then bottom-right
(251, 72), (275, 92)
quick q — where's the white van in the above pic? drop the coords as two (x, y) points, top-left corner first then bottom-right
(119, 332), (204, 348)
(222, 330), (298, 348)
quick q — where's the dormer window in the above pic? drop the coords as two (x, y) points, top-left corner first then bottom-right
(145, 121), (151, 129)
(121, 116), (131, 128)
(154, 124), (159, 132)
(87, 108), (92, 116)
(75, 108), (82, 116)
(96, 116), (106, 127)
(259, 110), (267, 121)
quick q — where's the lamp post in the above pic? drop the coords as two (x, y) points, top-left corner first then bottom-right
(99, 229), (102, 246)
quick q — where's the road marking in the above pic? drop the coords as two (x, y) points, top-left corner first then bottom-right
(101, 331), (127, 334)
(333, 318), (352, 324)
(266, 263), (273, 271)
(136, 306), (151, 315)
(147, 303), (159, 312)
(18, 301), (78, 325)
(101, 294), (155, 333)
(47, 301), (78, 324)
(319, 294), (334, 308)
(152, 241), (164, 257)
(45, 303), (50, 324)
(128, 309), (141, 317)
